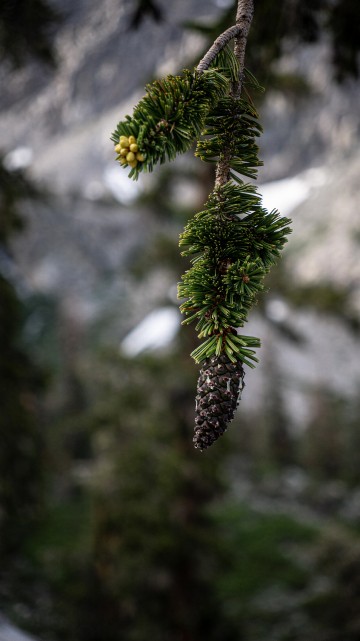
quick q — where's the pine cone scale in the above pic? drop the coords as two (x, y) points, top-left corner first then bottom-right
(193, 353), (245, 450)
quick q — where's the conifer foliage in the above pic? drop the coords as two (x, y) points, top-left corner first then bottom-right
(111, 69), (228, 178)
(112, 0), (291, 449)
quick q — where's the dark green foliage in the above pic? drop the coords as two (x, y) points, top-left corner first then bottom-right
(0, 160), (40, 244)
(195, 95), (263, 181)
(112, 56), (292, 368)
(178, 182), (291, 365)
(304, 530), (360, 641)
(214, 502), (316, 598)
(179, 183), (290, 265)
(0, 276), (44, 561)
(126, 0), (163, 30)
(175, 61), (291, 368)
(0, 0), (56, 616)
(38, 352), (242, 641)
(0, 0), (60, 67)
(111, 68), (229, 178)
(327, 0), (360, 81)
(0, 162), (45, 600)
(212, 44), (241, 85)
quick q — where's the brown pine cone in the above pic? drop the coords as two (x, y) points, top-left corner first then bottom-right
(194, 353), (245, 450)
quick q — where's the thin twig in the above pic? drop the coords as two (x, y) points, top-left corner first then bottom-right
(215, 0), (254, 187)
(196, 24), (242, 73)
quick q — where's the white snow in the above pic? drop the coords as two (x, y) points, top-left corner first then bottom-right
(4, 147), (33, 171)
(0, 615), (38, 641)
(259, 168), (326, 217)
(121, 306), (180, 356)
(103, 164), (141, 205)
(266, 297), (289, 322)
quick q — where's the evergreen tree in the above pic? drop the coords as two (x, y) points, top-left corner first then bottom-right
(0, 161), (45, 601)
(0, 0), (57, 612)
(65, 352), (241, 641)
(0, 0), (61, 67)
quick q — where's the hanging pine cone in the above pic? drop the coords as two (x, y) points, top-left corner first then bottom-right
(194, 353), (245, 450)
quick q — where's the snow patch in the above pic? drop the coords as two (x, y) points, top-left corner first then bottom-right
(259, 168), (327, 216)
(103, 164), (141, 204)
(4, 147), (33, 171)
(121, 306), (180, 356)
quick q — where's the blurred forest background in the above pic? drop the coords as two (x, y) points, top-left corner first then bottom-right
(1, 1), (360, 640)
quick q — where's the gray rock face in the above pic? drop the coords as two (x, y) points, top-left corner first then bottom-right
(259, 44), (360, 181)
(0, 0), (220, 151)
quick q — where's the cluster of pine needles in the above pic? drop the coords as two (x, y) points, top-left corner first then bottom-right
(112, 44), (291, 447)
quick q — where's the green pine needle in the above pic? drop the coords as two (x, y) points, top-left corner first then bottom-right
(111, 69), (229, 179)
(195, 96), (263, 179)
(178, 179), (291, 364)
(111, 54), (291, 368)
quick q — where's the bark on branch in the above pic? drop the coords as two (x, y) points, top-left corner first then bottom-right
(196, 24), (242, 74)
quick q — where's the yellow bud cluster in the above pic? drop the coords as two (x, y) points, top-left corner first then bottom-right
(114, 135), (145, 169)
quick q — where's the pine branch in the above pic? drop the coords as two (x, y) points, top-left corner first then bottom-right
(178, 182), (291, 369)
(111, 8), (252, 179)
(195, 95), (263, 180)
(190, 0), (258, 450)
(111, 69), (229, 178)
(111, 0), (292, 450)
(181, 0), (289, 449)
(215, 0), (254, 187)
